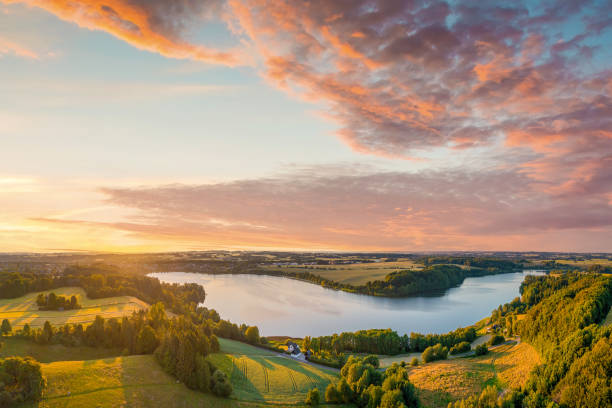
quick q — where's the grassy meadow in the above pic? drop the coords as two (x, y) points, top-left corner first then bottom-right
(0, 287), (149, 329)
(408, 341), (540, 408)
(262, 260), (423, 285)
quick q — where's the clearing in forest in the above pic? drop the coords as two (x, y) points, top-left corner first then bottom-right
(408, 341), (540, 408)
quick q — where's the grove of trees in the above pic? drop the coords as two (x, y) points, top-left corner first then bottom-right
(36, 292), (80, 310)
(322, 356), (418, 407)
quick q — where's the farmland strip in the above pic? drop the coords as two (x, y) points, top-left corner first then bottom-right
(287, 370), (298, 392)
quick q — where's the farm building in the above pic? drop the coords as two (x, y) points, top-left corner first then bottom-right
(286, 341), (301, 355)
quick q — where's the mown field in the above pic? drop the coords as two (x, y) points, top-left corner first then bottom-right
(262, 260), (423, 285)
(0, 287), (149, 329)
(408, 341), (540, 408)
(209, 338), (338, 405)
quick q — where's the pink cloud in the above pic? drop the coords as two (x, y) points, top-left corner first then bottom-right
(32, 165), (603, 251)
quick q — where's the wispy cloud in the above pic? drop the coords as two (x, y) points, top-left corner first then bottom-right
(0, 36), (38, 58)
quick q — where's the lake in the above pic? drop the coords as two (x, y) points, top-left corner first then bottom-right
(149, 271), (543, 337)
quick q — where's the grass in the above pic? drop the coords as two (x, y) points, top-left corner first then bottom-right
(407, 341), (540, 408)
(209, 338), (338, 405)
(20, 355), (258, 408)
(263, 260), (423, 285)
(0, 287), (149, 329)
(0, 337), (122, 363)
(494, 342), (541, 390)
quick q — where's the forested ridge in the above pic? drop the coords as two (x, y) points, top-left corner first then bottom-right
(450, 272), (612, 408)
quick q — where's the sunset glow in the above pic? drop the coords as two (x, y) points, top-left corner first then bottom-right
(1, 0), (611, 252)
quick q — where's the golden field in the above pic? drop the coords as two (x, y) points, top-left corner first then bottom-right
(0, 287), (148, 329)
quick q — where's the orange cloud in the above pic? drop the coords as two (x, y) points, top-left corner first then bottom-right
(3, 0), (244, 65)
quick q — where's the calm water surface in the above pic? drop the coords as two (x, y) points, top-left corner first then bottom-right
(149, 271), (543, 337)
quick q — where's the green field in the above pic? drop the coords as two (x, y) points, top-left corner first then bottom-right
(0, 287), (149, 329)
(210, 338), (338, 404)
(263, 260), (423, 285)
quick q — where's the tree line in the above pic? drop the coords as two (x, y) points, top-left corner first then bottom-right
(302, 325), (477, 358)
(419, 257), (521, 271)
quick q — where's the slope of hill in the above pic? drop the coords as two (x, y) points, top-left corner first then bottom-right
(208, 338), (338, 405)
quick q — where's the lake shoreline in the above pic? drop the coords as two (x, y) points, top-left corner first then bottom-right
(149, 271), (545, 337)
(150, 267), (541, 299)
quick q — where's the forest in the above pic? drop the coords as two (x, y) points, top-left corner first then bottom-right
(450, 272), (612, 407)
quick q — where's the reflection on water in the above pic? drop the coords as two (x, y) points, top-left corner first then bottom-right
(149, 271), (544, 337)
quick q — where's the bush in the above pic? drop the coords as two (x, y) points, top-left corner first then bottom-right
(211, 370), (232, 397)
(0, 357), (45, 406)
(0, 319), (11, 336)
(245, 326), (260, 344)
(325, 382), (340, 403)
(305, 387), (320, 406)
(474, 344), (488, 356)
(488, 335), (505, 346)
(450, 341), (471, 355)
(410, 357), (419, 366)
(421, 343), (448, 363)
(135, 325), (158, 354)
(362, 355), (380, 368)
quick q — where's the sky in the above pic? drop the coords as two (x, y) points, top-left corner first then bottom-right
(0, 0), (611, 253)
